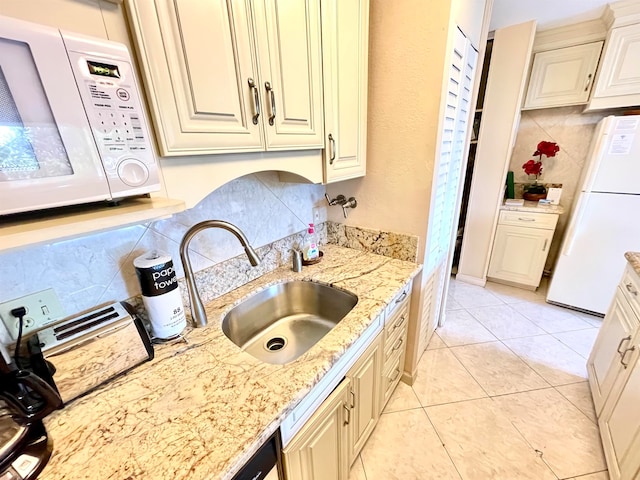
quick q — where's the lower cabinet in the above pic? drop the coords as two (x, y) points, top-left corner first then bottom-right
(282, 378), (351, 480)
(589, 263), (640, 480)
(283, 333), (383, 480)
(282, 283), (413, 480)
(345, 334), (383, 465)
(598, 345), (640, 480)
(487, 210), (558, 288)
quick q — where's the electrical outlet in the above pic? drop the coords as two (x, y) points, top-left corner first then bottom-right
(312, 207), (323, 225)
(0, 288), (65, 341)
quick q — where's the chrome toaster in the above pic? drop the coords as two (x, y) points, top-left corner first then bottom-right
(27, 302), (154, 404)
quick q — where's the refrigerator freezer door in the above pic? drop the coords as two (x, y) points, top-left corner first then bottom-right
(547, 192), (640, 314)
(588, 115), (640, 195)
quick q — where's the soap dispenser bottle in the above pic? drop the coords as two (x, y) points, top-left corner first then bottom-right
(302, 223), (319, 261)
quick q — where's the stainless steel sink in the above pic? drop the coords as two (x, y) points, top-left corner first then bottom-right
(222, 281), (358, 364)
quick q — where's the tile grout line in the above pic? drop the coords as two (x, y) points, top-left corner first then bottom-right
(419, 406), (465, 480)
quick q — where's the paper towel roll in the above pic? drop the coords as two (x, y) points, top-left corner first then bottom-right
(134, 250), (186, 339)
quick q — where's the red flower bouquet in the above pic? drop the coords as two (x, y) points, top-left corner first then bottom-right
(522, 141), (560, 200)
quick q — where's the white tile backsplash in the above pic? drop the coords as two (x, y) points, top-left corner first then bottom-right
(0, 173), (327, 324)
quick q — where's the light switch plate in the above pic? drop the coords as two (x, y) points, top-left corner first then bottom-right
(0, 289), (65, 341)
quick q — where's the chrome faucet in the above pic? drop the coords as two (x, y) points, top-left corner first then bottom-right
(179, 220), (261, 328)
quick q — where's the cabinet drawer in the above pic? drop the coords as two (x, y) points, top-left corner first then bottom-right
(380, 350), (405, 409)
(498, 210), (558, 230)
(620, 265), (640, 319)
(386, 281), (411, 319)
(384, 325), (407, 365)
(384, 302), (409, 339)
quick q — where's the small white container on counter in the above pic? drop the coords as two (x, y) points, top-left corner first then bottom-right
(134, 250), (186, 339)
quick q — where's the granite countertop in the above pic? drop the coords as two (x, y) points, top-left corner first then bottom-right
(500, 200), (565, 215)
(40, 245), (421, 480)
(625, 252), (640, 276)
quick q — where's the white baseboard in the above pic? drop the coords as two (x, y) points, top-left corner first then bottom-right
(455, 273), (486, 287)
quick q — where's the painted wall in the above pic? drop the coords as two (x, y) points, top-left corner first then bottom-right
(508, 106), (607, 270)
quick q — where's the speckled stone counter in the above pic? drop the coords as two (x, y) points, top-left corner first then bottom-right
(40, 245), (421, 480)
(500, 200), (565, 215)
(625, 252), (640, 276)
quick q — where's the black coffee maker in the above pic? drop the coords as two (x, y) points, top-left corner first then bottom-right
(0, 343), (62, 480)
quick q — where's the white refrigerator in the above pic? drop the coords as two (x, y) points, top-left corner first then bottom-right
(547, 115), (640, 315)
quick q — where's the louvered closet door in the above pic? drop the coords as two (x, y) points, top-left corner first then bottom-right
(424, 29), (477, 333)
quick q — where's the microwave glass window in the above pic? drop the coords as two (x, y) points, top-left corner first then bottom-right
(0, 39), (73, 182)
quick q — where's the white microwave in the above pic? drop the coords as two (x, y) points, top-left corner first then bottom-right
(0, 15), (160, 216)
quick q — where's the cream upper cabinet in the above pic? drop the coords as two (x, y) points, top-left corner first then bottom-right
(589, 23), (640, 110)
(125, 0), (324, 156)
(523, 42), (603, 110)
(252, 0), (324, 150)
(321, 0), (369, 182)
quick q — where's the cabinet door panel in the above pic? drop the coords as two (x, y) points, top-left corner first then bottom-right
(283, 378), (349, 480)
(599, 343), (640, 480)
(253, 0), (324, 150)
(523, 42), (602, 109)
(322, 0), (369, 182)
(126, 0), (263, 154)
(346, 334), (382, 465)
(593, 24), (640, 99)
(487, 225), (552, 287)
(588, 288), (638, 415)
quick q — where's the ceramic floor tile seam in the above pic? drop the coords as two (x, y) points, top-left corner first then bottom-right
(447, 340), (551, 397)
(418, 406), (465, 480)
(412, 345), (492, 407)
(562, 470), (610, 480)
(380, 405), (424, 415)
(504, 415), (561, 480)
(552, 385), (598, 425)
(421, 399), (555, 480)
(551, 329), (599, 360)
(496, 335), (588, 387)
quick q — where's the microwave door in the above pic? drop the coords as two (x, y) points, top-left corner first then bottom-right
(0, 16), (111, 215)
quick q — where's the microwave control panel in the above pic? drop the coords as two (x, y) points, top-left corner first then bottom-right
(62, 32), (160, 197)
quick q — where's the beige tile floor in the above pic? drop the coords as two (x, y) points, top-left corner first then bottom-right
(350, 277), (609, 480)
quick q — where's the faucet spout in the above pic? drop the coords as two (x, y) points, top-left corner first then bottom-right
(179, 220), (261, 328)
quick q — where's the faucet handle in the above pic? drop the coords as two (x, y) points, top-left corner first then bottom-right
(341, 197), (357, 218)
(325, 193), (347, 206)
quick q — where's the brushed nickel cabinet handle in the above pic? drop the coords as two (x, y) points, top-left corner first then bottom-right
(617, 335), (632, 355)
(328, 134), (336, 164)
(621, 346), (636, 368)
(542, 239), (548, 252)
(626, 282), (638, 296)
(248, 78), (260, 125)
(584, 73), (593, 92)
(265, 81), (276, 126)
(517, 217), (536, 222)
(394, 314), (406, 329)
(395, 291), (408, 304)
(343, 403), (351, 425)
(392, 337), (404, 352)
(350, 389), (356, 409)
(389, 367), (401, 382)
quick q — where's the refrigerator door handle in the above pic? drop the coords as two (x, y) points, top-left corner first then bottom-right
(563, 196), (588, 256)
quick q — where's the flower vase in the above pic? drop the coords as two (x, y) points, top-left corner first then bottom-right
(523, 181), (547, 201)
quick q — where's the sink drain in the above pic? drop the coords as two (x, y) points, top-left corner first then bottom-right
(265, 336), (287, 351)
